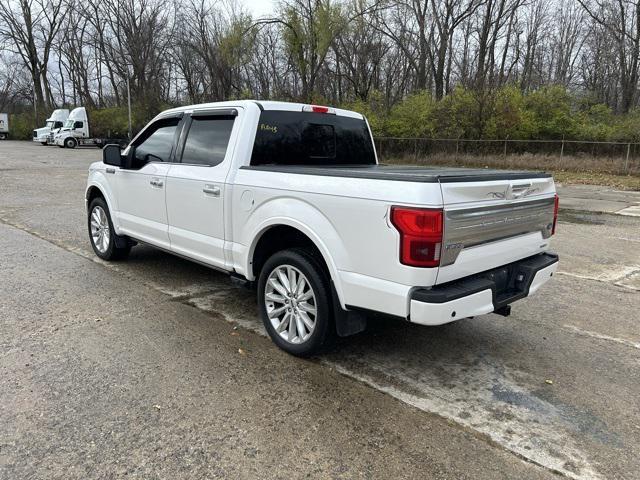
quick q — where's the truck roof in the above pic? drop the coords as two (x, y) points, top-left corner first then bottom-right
(160, 100), (364, 119)
(47, 109), (70, 122)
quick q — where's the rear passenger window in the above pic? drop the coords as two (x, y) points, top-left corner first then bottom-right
(181, 116), (235, 166)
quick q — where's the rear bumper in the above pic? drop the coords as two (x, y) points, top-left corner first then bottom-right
(409, 252), (558, 326)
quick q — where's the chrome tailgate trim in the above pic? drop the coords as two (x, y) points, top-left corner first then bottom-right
(441, 197), (555, 266)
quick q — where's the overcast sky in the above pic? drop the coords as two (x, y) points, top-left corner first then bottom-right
(242, 0), (277, 17)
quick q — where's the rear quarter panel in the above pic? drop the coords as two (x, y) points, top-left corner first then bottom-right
(230, 169), (443, 312)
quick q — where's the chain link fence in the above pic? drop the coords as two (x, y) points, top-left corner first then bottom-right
(374, 137), (640, 175)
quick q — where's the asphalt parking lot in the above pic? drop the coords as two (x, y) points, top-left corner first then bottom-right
(1, 141), (638, 480)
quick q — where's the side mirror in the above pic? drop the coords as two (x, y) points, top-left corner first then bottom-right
(103, 144), (123, 167)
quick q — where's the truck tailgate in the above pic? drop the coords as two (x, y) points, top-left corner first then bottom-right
(437, 176), (556, 284)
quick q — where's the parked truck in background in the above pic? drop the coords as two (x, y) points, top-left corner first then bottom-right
(53, 107), (127, 149)
(86, 100), (559, 356)
(33, 109), (69, 144)
(0, 113), (8, 140)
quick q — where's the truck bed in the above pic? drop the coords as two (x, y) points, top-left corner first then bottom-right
(240, 164), (552, 183)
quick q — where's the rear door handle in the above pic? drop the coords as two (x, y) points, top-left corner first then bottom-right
(203, 185), (221, 196)
(150, 178), (164, 188)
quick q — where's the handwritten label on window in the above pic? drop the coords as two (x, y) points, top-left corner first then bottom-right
(260, 123), (278, 134)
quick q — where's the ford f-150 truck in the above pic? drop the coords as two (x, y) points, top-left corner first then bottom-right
(86, 100), (559, 356)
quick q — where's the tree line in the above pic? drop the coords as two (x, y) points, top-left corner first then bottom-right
(1, 0), (639, 140)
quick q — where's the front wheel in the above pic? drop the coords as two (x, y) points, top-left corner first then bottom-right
(64, 137), (77, 149)
(257, 249), (334, 357)
(88, 197), (131, 260)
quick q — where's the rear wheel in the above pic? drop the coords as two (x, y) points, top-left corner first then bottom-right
(258, 249), (334, 357)
(88, 197), (131, 260)
(64, 137), (77, 149)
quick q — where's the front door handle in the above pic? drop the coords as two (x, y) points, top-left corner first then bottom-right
(150, 178), (164, 188)
(203, 185), (221, 196)
(106, 167), (116, 174)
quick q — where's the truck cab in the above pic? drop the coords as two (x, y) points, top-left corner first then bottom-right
(0, 113), (8, 140)
(54, 107), (89, 148)
(33, 109), (69, 145)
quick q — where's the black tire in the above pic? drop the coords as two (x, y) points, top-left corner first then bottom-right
(64, 137), (77, 149)
(40, 142), (47, 145)
(257, 248), (335, 357)
(87, 197), (131, 260)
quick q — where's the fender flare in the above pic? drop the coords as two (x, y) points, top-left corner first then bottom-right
(245, 215), (349, 309)
(85, 175), (120, 232)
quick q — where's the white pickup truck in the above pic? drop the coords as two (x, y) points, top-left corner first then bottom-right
(86, 100), (559, 356)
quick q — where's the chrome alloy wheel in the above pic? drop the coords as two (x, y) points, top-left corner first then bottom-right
(264, 265), (317, 344)
(90, 205), (111, 254)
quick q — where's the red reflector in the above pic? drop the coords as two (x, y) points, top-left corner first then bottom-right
(552, 194), (559, 235)
(391, 207), (443, 267)
(311, 105), (329, 113)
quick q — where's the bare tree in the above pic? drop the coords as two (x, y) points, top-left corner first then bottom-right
(578, 0), (640, 112)
(0, 0), (67, 116)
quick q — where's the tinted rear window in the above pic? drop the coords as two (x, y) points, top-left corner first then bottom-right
(250, 111), (375, 166)
(181, 116), (235, 166)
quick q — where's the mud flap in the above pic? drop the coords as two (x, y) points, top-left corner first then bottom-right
(331, 282), (367, 337)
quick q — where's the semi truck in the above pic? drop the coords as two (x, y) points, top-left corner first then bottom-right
(53, 107), (127, 149)
(0, 113), (8, 139)
(33, 109), (69, 144)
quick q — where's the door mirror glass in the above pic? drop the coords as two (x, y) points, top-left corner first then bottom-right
(103, 144), (123, 167)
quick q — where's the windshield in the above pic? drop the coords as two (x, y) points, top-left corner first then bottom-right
(250, 111), (376, 166)
(46, 121), (54, 128)
(63, 119), (74, 128)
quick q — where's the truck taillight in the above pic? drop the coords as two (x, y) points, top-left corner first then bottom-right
(391, 206), (443, 268)
(552, 194), (559, 235)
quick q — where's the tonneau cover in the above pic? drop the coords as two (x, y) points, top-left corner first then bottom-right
(240, 164), (552, 183)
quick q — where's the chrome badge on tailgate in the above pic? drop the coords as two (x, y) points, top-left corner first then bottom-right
(487, 183), (539, 201)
